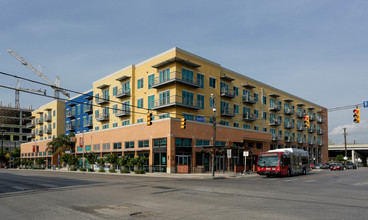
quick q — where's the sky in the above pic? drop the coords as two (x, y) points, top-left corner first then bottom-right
(1, 0), (367, 144)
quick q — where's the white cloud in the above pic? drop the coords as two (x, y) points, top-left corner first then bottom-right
(329, 120), (368, 137)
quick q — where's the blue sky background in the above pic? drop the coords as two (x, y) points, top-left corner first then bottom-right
(1, 0), (367, 144)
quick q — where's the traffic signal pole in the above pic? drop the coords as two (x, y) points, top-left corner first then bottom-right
(211, 94), (216, 178)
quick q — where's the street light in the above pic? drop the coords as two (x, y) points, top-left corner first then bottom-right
(210, 94), (216, 178)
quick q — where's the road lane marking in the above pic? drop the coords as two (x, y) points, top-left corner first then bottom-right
(11, 186), (31, 191)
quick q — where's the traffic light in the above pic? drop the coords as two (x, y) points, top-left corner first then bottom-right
(304, 115), (310, 129)
(181, 117), (186, 129)
(147, 112), (152, 126)
(353, 108), (360, 123)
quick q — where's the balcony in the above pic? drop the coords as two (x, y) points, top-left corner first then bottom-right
(317, 129), (324, 135)
(269, 104), (281, 111)
(36, 118), (44, 125)
(221, 108), (235, 117)
(84, 104), (93, 113)
(220, 88), (235, 98)
(28, 133), (35, 139)
(38, 129), (44, 136)
(285, 136), (295, 143)
(96, 113), (109, 121)
(318, 140), (324, 146)
(151, 95), (200, 110)
(308, 140), (316, 145)
(242, 95), (256, 104)
(296, 111), (306, 118)
(66, 110), (76, 118)
(116, 88), (130, 98)
(84, 119), (93, 128)
(309, 115), (316, 121)
(297, 126), (305, 131)
(308, 127), (316, 133)
(66, 124), (75, 131)
(44, 115), (52, 122)
(284, 108), (294, 115)
(242, 113), (256, 122)
(116, 110), (131, 117)
(96, 95), (110, 105)
(297, 138), (306, 144)
(45, 128), (52, 134)
(272, 135), (281, 141)
(317, 117), (325, 124)
(269, 119), (281, 126)
(284, 122), (295, 129)
(151, 71), (201, 89)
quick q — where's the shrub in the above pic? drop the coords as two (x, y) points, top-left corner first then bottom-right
(79, 168), (86, 172)
(88, 168), (94, 172)
(70, 167), (77, 171)
(120, 169), (130, 174)
(109, 168), (116, 173)
(98, 168), (105, 172)
(134, 169), (145, 174)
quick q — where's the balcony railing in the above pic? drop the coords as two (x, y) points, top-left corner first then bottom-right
(45, 128), (52, 134)
(96, 113), (109, 121)
(297, 126), (305, 131)
(66, 110), (76, 118)
(220, 88), (235, 98)
(285, 136), (295, 143)
(116, 110), (131, 117)
(308, 127), (316, 133)
(26, 122), (35, 128)
(269, 104), (281, 111)
(309, 115), (316, 121)
(36, 118), (44, 124)
(38, 129), (44, 135)
(66, 124), (75, 131)
(284, 122), (295, 129)
(242, 95), (256, 104)
(284, 108), (294, 115)
(308, 140), (316, 145)
(28, 133), (35, 139)
(44, 115), (52, 122)
(151, 95), (200, 110)
(84, 119), (93, 127)
(296, 111), (306, 118)
(272, 134), (281, 141)
(297, 138), (306, 144)
(84, 104), (93, 113)
(317, 117), (325, 124)
(317, 129), (324, 135)
(96, 95), (110, 104)
(221, 108), (235, 117)
(318, 140), (324, 146)
(242, 113), (256, 122)
(269, 119), (281, 126)
(116, 88), (130, 98)
(151, 71), (201, 88)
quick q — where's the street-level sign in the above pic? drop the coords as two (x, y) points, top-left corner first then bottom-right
(243, 151), (249, 157)
(227, 149), (232, 158)
(363, 101), (368, 108)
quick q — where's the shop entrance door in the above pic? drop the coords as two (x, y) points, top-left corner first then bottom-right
(215, 156), (224, 171)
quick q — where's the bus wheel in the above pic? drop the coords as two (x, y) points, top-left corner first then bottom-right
(266, 174), (270, 178)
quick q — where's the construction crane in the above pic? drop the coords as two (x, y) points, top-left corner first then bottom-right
(8, 49), (70, 99)
(14, 79), (46, 108)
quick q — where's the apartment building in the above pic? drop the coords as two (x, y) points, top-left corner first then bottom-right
(20, 100), (65, 166)
(77, 47), (327, 173)
(65, 90), (93, 135)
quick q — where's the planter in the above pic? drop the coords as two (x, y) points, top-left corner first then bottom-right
(177, 165), (190, 173)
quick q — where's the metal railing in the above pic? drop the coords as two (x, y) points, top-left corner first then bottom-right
(151, 71), (201, 88)
(242, 113), (256, 121)
(284, 122), (295, 129)
(221, 87), (235, 98)
(269, 119), (281, 126)
(96, 95), (110, 104)
(152, 95), (200, 110)
(221, 108), (235, 117)
(116, 88), (130, 98)
(269, 104), (281, 111)
(242, 95), (256, 104)
(116, 110), (131, 117)
(284, 108), (294, 115)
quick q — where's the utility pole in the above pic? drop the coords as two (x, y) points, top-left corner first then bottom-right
(343, 128), (348, 165)
(211, 94), (216, 178)
(1, 130), (4, 166)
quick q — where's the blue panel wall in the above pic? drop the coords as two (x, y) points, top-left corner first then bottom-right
(65, 91), (93, 135)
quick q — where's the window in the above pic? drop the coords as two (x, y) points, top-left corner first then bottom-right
(254, 126), (259, 131)
(219, 120), (229, 126)
(197, 73), (204, 88)
(148, 74), (155, 89)
(159, 113), (170, 119)
(125, 141), (135, 149)
(209, 97), (214, 108)
(113, 86), (117, 96)
(53, 122), (55, 129)
(216, 141), (226, 146)
(148, 95), (155, 110)
(93, 144), (100, 151)
(234, 86), (239, 96)
(182, 91), (193, 106)
(196, 140), (210, 147)
(137, 78), (143, 89)
(175, 138), (192, 147)
(182, 68), (194, 82)
(254, 110), (259, 118)
(53, 110), (56, 116)
(102, 143), (110, 150)
(153, 138), (167, 147)
(113, 122), (118, 128)
(122, 120), (130, 126)
(139, 140), (149, 148)
(159, 68), (170, 83)
(263, 112), (267, 120)
(113, 142), (122, 150)
(254, 93), (259, 102)
(209, 77), (216, 88)
(95, 126), (99, 131)
(263, 96), (267, 104)
(234, 122), (239, 128)
(263, 127), (267, 132)
(77, 146), (83, 152)
(137, 98), (143, 109)
(102, 124), (109, 129)
(137, 118), (143, 123)
(182, 113), (194, 120)
(113, 104), (118, 114)
(197, 94), (204, 109)
(234, 104), (239, 114)
(85, 145), (91, 151)
(244, 124), (251, 129)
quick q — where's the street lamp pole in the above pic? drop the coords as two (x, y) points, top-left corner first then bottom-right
(1, 130), (4, 166)
(211, 94), (216, 178)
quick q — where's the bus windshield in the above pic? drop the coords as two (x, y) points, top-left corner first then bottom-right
(258, 155), (280, 167)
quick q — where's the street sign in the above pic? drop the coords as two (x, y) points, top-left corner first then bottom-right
(195, 116), (205, 122)
(227, 149), (232, 158)
(79, 137), (84, 148)
(364, 101), (368, 108)
(243, 151), (249, 157)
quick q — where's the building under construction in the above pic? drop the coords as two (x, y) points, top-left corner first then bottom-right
(0, 103), (33, 152)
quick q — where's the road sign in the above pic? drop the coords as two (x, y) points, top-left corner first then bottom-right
(227, 149), (232, 158)
(243, 151), (249, 157)
(364, 101), (368, 108)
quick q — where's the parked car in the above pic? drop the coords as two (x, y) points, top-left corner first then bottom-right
(345, 162), (357, 169)
(312, 164), (322, 169)
(321, 163), (330, 169)
(330, 163), (344, 171)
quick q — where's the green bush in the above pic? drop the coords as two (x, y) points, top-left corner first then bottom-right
(88, 168), (94, 172)
(98, 168), (105, 172)
(79, 168), (86, 172)
(134, 169), (145, 174)
(70, 167), (77, 171)
(120, 169), (130, 173)
(109, 168), (116, 173)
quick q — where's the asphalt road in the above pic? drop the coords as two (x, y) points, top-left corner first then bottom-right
(0, 168), (367, 220)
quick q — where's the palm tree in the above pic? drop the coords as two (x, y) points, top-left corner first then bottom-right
(46, 133), (76, 167)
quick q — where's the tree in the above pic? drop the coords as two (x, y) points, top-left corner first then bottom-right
(35, 158), (45, 168)
(96, 157), (105, 171)
(134, 156), (148, 170)
(86, 152), (98, 170)
(336, 154), (345, 164)
(46, 133), (76, 166)
(105, 154), (119, 170)
(11, 148), (21, 168)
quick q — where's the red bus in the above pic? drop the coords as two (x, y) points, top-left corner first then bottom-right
(257, 148), (311, 177)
